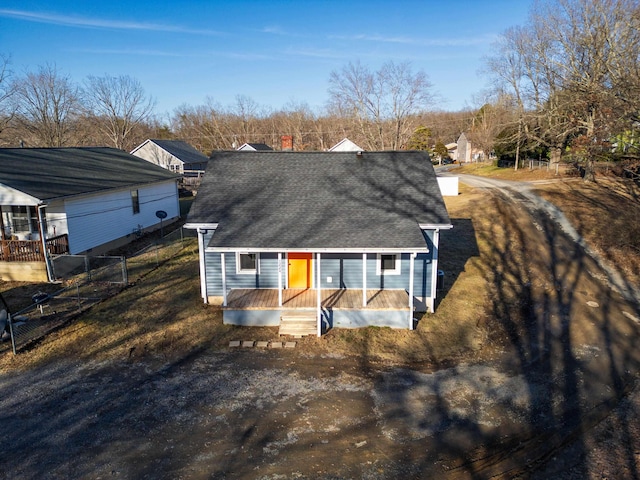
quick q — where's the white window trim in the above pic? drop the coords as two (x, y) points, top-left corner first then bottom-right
(236, 252), (259, 275)
(376, 253), (401, 275)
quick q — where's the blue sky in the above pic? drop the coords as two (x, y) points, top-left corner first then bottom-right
(0, 1), (532, 119)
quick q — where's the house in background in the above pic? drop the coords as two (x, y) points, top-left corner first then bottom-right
(0, 147), (180, 282)
(328, 138), (363, 152)
(455, 133), (470, 163)
(185, 150), (452, 336)
(130, 139), (209, 174)
(455, 133), (486, 162)
(236, 143), (273, 151)
(445, 142), (458, 160)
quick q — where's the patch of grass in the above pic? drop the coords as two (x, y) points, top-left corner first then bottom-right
(0, 187), (499, 370)
(452, 162), (564, 181)
(2, 173), (637, 371)
(534, 178), (640, 287)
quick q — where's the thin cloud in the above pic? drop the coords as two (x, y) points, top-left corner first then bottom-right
(285, 48), (350, 60)
(68, 48), (193, 57)
(259, 25), (305, 38)
(0, 9), (224, 36)
(329, 33), (498, 47)
(68, 48), (275, 61)
(261, 26), (287, 35)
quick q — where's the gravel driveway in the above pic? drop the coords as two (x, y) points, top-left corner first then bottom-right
(0, 349), (567, 479)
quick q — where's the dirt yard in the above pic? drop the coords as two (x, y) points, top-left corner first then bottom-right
(1, 173), (639, 479)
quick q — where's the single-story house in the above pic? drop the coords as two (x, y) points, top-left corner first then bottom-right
(0, 147), (180, 282)
(236, 143), (273, 151)
(329, 138), (364, 152)
(130, 139), (209, 174)
(445, 142), (458, 159)
(185, 150), (452, 336)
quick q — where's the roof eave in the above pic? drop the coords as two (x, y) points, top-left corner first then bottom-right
(419, 223), (453, 230)
(205, 246), (429, 254)
(184, 222), (218, 230)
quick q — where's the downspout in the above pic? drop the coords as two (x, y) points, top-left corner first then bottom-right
(221, 253), (227, 307)
(197, 229), (208, 303)
(37, 204), (54, 282)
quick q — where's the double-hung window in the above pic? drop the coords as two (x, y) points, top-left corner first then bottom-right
(236, 252), (259, 274)
(376, 253), (401, 275)
(131, 190), (140, 214)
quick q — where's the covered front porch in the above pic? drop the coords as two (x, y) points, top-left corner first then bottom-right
(0, 201), (69, 280)
(219, 288), (413, 334)
(0, 234), (69, 282)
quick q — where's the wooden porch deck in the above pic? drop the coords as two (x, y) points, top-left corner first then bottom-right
(225, 289), (410, 311)
(0, 234), (69, 262)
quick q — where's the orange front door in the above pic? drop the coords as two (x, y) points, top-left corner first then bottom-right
(288, 253), (312, 288)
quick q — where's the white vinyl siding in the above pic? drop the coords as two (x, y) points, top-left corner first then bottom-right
(43, 202), (68, 238)
(131, 142), (183, 173)
(64, 180), (178, 254)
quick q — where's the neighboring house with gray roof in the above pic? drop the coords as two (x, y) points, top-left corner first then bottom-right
(130, 139), (209, 174)
(0, 147), (180, 282)
(236, 143), (273, 151)
(328, 138), (363, 152)
(185, 150), (452, 335)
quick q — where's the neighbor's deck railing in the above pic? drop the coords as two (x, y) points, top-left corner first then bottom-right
(0, 234), (69, 262)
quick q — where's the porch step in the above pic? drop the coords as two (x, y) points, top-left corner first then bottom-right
(279, 311), (317, 337)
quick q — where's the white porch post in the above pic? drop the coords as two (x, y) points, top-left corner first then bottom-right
(429, 230), (441, 313)
(278, 252), (283, 307)
(362, 253), (367, 307)
(221, 252), (227, 307)
(197, 229), (208, 303)
(409, 252), (416, 330)
(316, 253), (322, 337)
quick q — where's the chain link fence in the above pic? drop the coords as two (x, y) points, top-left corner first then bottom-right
(1, 226), (197, 354)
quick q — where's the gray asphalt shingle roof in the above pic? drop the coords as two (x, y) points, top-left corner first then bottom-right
(187, 150), (451, 251)
(144, 139), (209, 166)
(0, 147), (178, 201)
(238, 143), (273, 151)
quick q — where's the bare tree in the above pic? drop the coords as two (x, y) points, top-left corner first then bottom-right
(486, 0), (640, 179)
(172, 100), (236, 152)
(83, 74), (155, 150)
(328, 61), (434, 150)
(12, 64), (80, 147)
(467, 94), (516, 162)
(0, 55), (16, 144)
(271, 100), (319, 150)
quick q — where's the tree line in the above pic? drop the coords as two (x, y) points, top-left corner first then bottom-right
(0, 0), (638, 180)
(0, 58), (470, 154)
